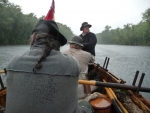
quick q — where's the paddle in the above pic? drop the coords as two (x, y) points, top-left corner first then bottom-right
(103, 80), (128, 113)
(104, 86), (124, 113)
(78, 80), (150, 93)
(0, 70), (5, 74)
(1, 69), (149, 92)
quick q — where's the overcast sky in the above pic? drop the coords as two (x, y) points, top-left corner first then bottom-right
(9, 0), (150, 35)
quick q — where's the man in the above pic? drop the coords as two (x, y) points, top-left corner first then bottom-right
(6, 19), (93, 113)
(63, 36), (97, 99)
(80, 22), (97, 57)
(63, 36), (94, 80)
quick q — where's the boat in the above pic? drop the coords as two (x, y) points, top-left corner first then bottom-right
(85, 62), (150, 113)
(0, 57), (150, 113)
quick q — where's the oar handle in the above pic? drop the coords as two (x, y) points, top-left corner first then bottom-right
(78, 80), (96, 85)
(0, 70), (5, 74)
(78, 80), (150, 93)
(0, 70), (5, 89)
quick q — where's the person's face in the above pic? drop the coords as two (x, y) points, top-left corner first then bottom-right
(70, 43), (75, 48)
(82, 26), (90, 33)
(70, 43), (82, 49)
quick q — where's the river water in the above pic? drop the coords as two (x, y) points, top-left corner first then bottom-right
(0, 45), (150, 100)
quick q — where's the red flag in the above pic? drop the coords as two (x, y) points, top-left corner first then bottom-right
(44, 0), (55, 20)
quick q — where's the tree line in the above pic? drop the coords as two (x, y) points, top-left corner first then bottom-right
(1, 0), (150, 46)
(0, 0), (74, 45)
(96, 8), (150, 46)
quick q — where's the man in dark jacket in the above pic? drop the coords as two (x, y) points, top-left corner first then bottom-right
(80, 22), (97, 56)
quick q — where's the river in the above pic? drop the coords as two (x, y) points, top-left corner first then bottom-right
(0, 45), (150, 100)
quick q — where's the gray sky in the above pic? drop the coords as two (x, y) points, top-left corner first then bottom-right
(9, 0), (150, 35)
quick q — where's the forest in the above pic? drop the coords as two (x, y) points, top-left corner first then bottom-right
(96, 8), (150, 46)
(0, 0), (150, 46)
(0, 0), (74, 45)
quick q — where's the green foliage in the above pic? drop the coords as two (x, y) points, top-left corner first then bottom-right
(0, 0), (37, 45)
(0, 0), (74, 45)
(1, 0), (149, 46)
(142, 8), (150, 26)
(57, 22), (74, 41)
(96, 8), (150, 46)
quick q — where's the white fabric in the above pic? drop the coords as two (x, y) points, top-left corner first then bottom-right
(63, 49), (97, 99)
(63, 48), (94, 79)
(84, 92), (104, 101)
(78, 92), (105, 103)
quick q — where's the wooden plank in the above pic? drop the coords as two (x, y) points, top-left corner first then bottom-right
(93, 64), (122, 83)
(127, 91), (150, 112)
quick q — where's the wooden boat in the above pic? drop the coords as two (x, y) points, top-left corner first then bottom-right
(0, 70), (6, 107)
(0, 58), (150, 113)
(85, 63), (150, 113)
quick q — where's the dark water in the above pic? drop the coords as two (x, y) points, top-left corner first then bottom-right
(0, 45), (150, 100)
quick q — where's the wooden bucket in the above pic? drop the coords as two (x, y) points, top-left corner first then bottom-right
(90, 97), (112, 113)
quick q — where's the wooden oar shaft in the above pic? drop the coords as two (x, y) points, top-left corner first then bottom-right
(103, 80), (128, 113)
(78, 80), (150, 93)
(1, 70), (148, 92)
(104, 87), (123, 113)
(0, 70), (5, 74)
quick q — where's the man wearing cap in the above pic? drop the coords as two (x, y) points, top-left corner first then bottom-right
(6, 18), (93, 113)
(80, 22), (97, 57)
(63, 36), (94, 80)
(63, 36), (97, 99)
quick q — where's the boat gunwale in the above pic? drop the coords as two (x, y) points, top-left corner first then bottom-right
(91, 63), (150, 111)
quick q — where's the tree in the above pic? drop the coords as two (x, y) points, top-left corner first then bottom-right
(96, 8), (150, 46)
(105, 25), (111, 31)
(0, 0), (74, 45)
(142, 8), (150, 26)
(57, 22), (74, 41)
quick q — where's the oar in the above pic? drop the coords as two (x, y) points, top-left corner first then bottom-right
(0, 70), (5, 74)
(103, 80), (128, 113)
(104, 85), (124, 113)
(78, 80), (150, 93)
(0, 70), (5, 89)
(1, 69), (149, 93)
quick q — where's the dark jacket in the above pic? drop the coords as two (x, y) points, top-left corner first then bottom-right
(80, 32), (97, 56)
